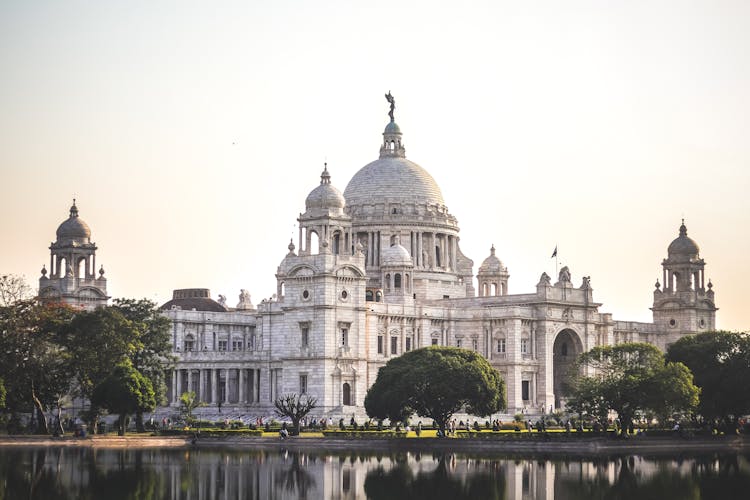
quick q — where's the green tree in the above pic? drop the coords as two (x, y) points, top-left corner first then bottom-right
(61, 307), (140, 430)
(667, 331), (750, 423)
(274, 393), (318, 435)
(0, 299), (75, 434)
(112, 298), (174, 431)
(0, 377), (6, 409)
(179, 391), (205, 423)
(91, 361), (156, 435)
(569, 342), (699, 431)
(364, 346), (506, 436)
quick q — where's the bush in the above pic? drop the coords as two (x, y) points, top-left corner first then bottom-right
(159, 428), (263, 437)
(322, 430), (407, 439)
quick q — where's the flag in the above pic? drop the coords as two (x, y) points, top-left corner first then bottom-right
(551, 246), (557, 258)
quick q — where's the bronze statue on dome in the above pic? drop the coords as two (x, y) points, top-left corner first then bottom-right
(385, 91), (395, 121)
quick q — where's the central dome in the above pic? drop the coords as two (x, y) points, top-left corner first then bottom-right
(56, 202), (91, 243)
(344, 156), (445, 208)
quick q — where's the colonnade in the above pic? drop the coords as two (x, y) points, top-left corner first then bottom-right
(171, 367), (261, 405)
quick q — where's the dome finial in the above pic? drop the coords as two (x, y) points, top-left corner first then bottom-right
(320, 162), (331, 185)
(679, 219), (687, 236)
(69, 199), (79, 218)
(490, 244), (496, 256)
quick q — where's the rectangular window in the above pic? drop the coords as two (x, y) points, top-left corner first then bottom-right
(299, 374), (308, 395)
(340, 328), (348, 347)
(218, 340), (228, 351)
(521, 339), (528, 354)
(184, 339), (194, 352)
(497, 339), (506, 353)
(232, 340), (243, 351)
(472, 339), (478, 351)
(431, 338), (438, 346)
(456, 339), (462, 348)
(522, 380), (530, 401)
(391, 336), (398, 355)
(249, 333), (256, 350)
(406, 337), (412, 352)
(301, 326), (309, 348)
(377, 336), (383, 354)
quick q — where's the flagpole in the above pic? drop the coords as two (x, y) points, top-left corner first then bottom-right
(555, 244), (558, 279)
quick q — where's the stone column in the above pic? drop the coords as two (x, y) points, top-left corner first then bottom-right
(238, 368), (245, 404)
(171, 370), (177, 404)
(198, 369), (205, 402)
(211, 368), (218, 404)
(254, 369), (260, 403)
(175, 369), (182, 399)
(224, 369), (230, 403)
(187, 370), (193, 394)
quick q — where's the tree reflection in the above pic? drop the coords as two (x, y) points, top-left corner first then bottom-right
(364, 454), (505, 500)
(274, 451), (316, 495)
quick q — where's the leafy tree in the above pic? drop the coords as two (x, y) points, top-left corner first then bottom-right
(179, 391), (205, 423)
(274, 393), (318, 435)
(569, 342), (699, 431)
(112, 298), (174, 431)
(91, 361), (155, 435)
(364, 346), (506, 436)
(667, 331), (750, 423)
(0, 299), (75, 433)
(0, 377), (6, 408)
(61, 307), (140, 429)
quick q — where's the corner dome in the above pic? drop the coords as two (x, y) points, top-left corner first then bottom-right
(305, 165), (345, 211)
(344, 157), (445, 208)
(668, 221), (700, 258)
(478, 245), (506, 274)
(56, 201), (91, 243)
(381, 243), (413, 267)
(160, 288), (229, 312)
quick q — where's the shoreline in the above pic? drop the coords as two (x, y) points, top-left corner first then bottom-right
(1, 434), (749, 456)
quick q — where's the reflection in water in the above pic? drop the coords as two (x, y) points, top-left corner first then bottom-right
(1, 446), (750, 499)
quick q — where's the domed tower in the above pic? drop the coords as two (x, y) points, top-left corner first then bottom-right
(38, 200), (109, 310)
(380, 235), (415, 305)
(297, 164), (352, 256)
(652, 220), (716, 335)
(343, 94), (475, 301)
(477, 245), (509, 297)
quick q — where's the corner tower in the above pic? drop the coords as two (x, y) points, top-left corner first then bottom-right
(652, 220), (716, 335)
(38, 200), (109, 310)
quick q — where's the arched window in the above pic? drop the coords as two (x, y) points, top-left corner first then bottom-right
(77, 257), (87, 278)
(394, 273), (402, 289)
(561, 342), (568, 356)
(342, 383), (351, 406)
(184, 335), (195, 352)
(435, 246), (442, 267)
(59, 257), (67, 278)
(332, 232), (341, 255)
(385, 274), (391, 291)
(366, 290), (374, 302)
(375, 291), (382, 302)
(309, 231), (319, 255)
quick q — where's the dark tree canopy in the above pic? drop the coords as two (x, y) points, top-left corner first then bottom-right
(364, 346), (506, 434)
(667, 331), (750, 422)
(91, 361), (155, 435)
(568, 342), (699, 430)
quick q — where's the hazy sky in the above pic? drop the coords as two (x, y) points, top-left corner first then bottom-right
(1, 1), (748, 331)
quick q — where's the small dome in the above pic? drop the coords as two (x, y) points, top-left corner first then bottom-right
(305, 165), (345, 211)
(381, 244), (413, 267)
(160, 288), (229, 312)
(478, 245), (506, 274)
(667, 221), (700, 258)
(384, 121), (402, 135)
(56, 201), (91, 243)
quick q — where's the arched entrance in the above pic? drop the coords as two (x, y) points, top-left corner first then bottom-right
(342, 383), (351, 406)
(552, 329), (583, 409)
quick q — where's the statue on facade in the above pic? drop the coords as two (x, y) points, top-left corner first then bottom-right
(558, 266), (571, 283)
(237, 289), (254, 310)
(580, 276), (591, 289)
(538, 272), (551, 286)
(385, 91), (395, 121)
(217, 295), (227, 308)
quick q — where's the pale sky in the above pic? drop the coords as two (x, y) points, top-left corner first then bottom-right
(1, 1), (748, 331)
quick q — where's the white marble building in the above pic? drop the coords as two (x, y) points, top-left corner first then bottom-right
(154, 103), (717, 419)
(38, 102), (716, 418)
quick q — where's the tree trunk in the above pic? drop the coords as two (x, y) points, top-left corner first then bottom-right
(30, 384), (49, 435)
(118, 414), (126, 436)
(135, 411), (145, 433)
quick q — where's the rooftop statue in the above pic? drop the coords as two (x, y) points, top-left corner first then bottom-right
(385, 91), (395, 121)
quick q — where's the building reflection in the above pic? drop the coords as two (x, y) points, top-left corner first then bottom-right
(1, 447), (750, 499)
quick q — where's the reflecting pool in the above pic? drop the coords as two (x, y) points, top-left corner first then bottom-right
(1, 446), (750, 499)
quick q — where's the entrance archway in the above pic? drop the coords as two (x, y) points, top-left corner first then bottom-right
(342, 383), (351, 406)
(552, 329), (583, 409)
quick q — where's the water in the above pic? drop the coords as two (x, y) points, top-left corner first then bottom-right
(1, 446), (749, 499)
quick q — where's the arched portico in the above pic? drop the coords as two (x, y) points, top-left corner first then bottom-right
(552, 328), (583, 409)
